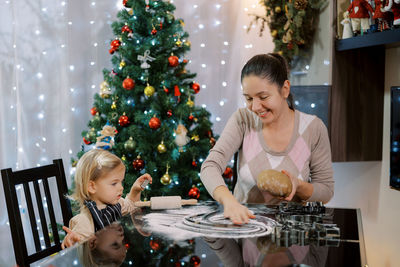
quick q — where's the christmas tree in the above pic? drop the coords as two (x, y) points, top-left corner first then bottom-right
(76, 0), (219, 201)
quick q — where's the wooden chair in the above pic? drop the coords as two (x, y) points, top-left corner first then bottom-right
(1, 159), (72, 267)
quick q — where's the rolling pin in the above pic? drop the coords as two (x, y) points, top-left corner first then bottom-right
(134, 196), (197, 210)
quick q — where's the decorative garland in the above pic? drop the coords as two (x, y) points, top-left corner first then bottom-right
(249, 0), (327, 65)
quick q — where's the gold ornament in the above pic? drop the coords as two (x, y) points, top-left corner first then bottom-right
(144, 84), (155, 97)
(294, 0), (308, 10)
(271, 29), (278, 38)
(186, 98), (194, 107)
(176, 39), (182, 47)
(160, 164), (171, 185)
(184, 40), (191, 47)
(121, 155), (126, 161)
(119, 60), (126, 68)
(191, 135), (200, 141)
(179, 19), (185, 26)
(124, 137), (136, 151)
(274, 6), (281, 13)
(100, 81), (109, 90)
(278, 51), (283, 56)
(128, 9), (133, 15)
(100, 83), (111, 98)
(72, 160), (78, 167)
(111, 101), (117, 110)
(157, 141), (167, 153)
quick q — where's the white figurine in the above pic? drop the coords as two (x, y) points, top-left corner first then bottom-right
(341, 11), (353, 39)
(174, 124), (190, 152)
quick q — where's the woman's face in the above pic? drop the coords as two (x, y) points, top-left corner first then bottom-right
(242, 75), (289, 125)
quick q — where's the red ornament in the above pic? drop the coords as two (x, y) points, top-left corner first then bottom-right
(83, 137), (91, 145)
(191, 83), (200, 94)
(124, 243), (130, 249)
(188, 187), (200, 199)
(90, 107), (97, 116)
(168, 55), (179, 67)
(132, 157), (145, 171)
(121, 25), (132, 33)
(122, 77), (135, 90)
(183, 59), (188, 64)
(190, 255), (201, 267)
(149, 239), (160, 250)
(222, 167), (233, 179)
(119, 114), (130, 126)
(287, 42), (293, 50)
(110, 39), (121, 49)
(174, 85), (181, 96)
(109, 48), (115, 54)
(151, 28), (157, 35)
(163, 86), (169, 93)
(210, 137), (216, 148)
(159, 22), (163, 29)
(167, 110), (173, 117)
(191, 160), (197, 167)
(123, 0), (130, 8)
(149, 117), (161, 130)
(188, 114), (194, 121)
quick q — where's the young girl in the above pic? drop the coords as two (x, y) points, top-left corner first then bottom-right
(61, 149), (152, 248)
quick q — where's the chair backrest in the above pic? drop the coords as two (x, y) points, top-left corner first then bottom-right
(1, 159), (72, 267)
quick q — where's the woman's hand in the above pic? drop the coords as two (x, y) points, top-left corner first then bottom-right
(280, 170), (299, 201)
(61, 226), (81, 249)
(280, 170), (313, 201)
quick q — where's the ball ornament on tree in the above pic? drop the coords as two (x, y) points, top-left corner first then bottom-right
(119, 114), (130, 126)
(190, 255), (201, 267)
(149, 116), (161, 130)
(111, 101), (117, 110)
(119, 60), (126, 68)
(157, 141), (167, 153)
(121, 24), (132, 33)
(160, 165), (171, 185)
(188, 186), (200, 199)
(186, 98), (194, 108)
(144, 84), (155, 97)
(275, 6), (282, 13)
(123, 77), (135, 90)
(90, 107), (98, 116)
(110, 39), (121, 49)
(163, 86), (169, 93)
(271, 29), (278, 37)
(191, 160), (197, 167)
(151, 28), (157, 35)
(123, 0), (131, 8)
(191, 82), (200, 94)
(83, 137), (91, 145)
(167, 110), (172, 117)
(168, 55), (179, 67)
(124, 137), (136, 151)
(188, 114), (194, 121)
(100, 81), (111, 98)
(222, 167), (233, 179)
(132, 156), (145, 171)
(149, 239), (160, 250)
(184, 40), (191, 47)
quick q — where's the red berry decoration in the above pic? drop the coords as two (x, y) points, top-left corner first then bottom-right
(110, 39), (121, 49)
(149, 117), (161, 130)
(118, 114), (130, 126)
(222, 167), (233, 179)
(188, 187), (200, 199)
(191, 82), (200, 94)
(90, 107), (97, 116)
(121, 25), (132, 33)
(83, 137), (91, 145)
(188, 114), (194, 121)
(151, 28), (157, 35)
(122, 77), (135, 90)
(132, 157), (145, 171)
(149, 240), (160, 250)
(167, 110), (172, 117)
(190, 255), (201, 267)
(191, 160), (197, 167)
(168, 55), (179, 67)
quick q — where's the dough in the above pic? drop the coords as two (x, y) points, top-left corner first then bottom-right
(257, 169), (292, 197)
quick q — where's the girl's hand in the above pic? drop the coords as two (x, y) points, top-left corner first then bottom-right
(61, 226), (81, 249)
(223, 198), (255, 225)
(281, 170), (299, 201)
(131, 173), (153, 193)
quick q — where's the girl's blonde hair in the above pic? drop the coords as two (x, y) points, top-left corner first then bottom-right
(72, 149), (123, 207)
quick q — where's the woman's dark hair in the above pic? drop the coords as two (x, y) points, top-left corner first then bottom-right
(241, 53), (294, 110)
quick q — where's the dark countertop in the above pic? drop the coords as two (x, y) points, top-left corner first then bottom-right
(38, 202), (366, 267)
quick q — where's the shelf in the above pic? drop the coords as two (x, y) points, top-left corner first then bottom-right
(336, 28), (400, 51)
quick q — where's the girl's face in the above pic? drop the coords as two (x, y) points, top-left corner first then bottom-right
(242, 75), (290, 125)
(88, 163), (125, 209)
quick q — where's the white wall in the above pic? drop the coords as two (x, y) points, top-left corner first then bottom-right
(328, 46), (400, 267)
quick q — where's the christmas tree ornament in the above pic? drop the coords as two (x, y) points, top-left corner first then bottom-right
(159, 22), (163, 29)
(287, 42), (294, 50)
(111, 101), (117, 110)
(188, 113), (194, 121)
(96, 123), (117, 150)
(157, 141), (167, 153)
(174, 124), (190, 152)
(121, 24), (132, 33)
(186, 97), (194, 108)
(183, 59), (188, 64)
(149, 239), (160, 250)
(175, 39), (182, 47)
(123, 77), (135, 90)
(191, 159), (197, 167)
(163, 85), (169, 93)
(128, 9), (133, 15)
(151, 26), (157, 35)
(132, 156), (145, 171)
(190, 255), (201, 267)
(86, 128), (97, 140)
(160, 164), (171, 185)
(184, 40), (191, 47)
(275, 6), (282, 13)
(144, 83), (155, 97)
(191, 135), (199, 142)
(119, 113), (130, 126)
(179, 19), (185, 26)
(100, 81), (111, 98)
(168, 55), (179, 67)
(188, 186), (200, 199)
(83, 137), (91, 145)
(271, 29), (278, 37)
(174, 85), (181, 97)
(222, 167), (233, 179)
(123, 0), (131, 8)
(210, 136), (216, 147)
(121, 155), (126, 161)
(137, 50), (155, 69)
(110, 39), (121, 49)
(191, 82), (200, 94)
(167, 109), (172, 117)
(119, 60), (126, 68)
(149, 116), (161, 130)
(90, 107), (98, 116)
(124, 137), (136, 151)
